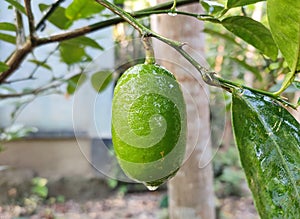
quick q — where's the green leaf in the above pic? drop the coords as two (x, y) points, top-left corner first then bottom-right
(66, 36), (104, 50)
(59, 37), (103, 65)
(201, 1), (225, 15)
(4, 0), (26, 14)
(39, 4), (72, 30)
(232, 89), (300, 218)
(230, 57), (262, 81)
(0, 22), (16, 32)
(28, 59), (52, 71)
(293, 81), (300, 90)
(59, 42), (86, 65)
(267, 0), (300, 72)
(0, 32), (16, 44)
(227, 0), (265, 8)
(91, 70), (113, 93)
(67, 73), (87, 94)
(222, 16), (278, 60)
(273, 71), (295, 95)
(203, 28), (241, 47)
(114, 0), (125, 5)
(65, 0), (105, 21)
(0, 62), (9, 72)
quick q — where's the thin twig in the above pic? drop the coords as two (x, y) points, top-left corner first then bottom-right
(28, 45), (59, 78)
(4, 45), (59, 84)
(0, 40), (32, 82)
(0, 70), (83, 98)
(0, 82), (61, 98)
(95, 0), (146, 35)
(24, 0), (36, 42)
(0, 0), (197, 83)
(171, 0), (177, 11)
(96, 0), (298, 109)
(36, 8), (212, 45)
(15, 8), (25, 48)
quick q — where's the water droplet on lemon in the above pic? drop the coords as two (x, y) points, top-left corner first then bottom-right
(112, 63), (186, 188)
(146, 185), (159, 191)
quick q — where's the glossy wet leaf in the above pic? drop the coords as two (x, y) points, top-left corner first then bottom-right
(232, 89), (300, 218)
(226, 0), (264, 8)
(39, 4), (72, 30)
(222, 16), (278, 60)
(267, 0), (300, 72)
(65, 0), (105, 21)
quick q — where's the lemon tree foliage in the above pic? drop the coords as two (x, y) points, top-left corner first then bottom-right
(91, 70), (113, 93)
(232, 89), (300, 218)
(267, 0), (300, 73)
(222, 16), (278, 60)
(226, 0), (265, 9)
(4, 0), (26, 14)
(39, 4), (73, 30)
(65, 0), (105, 21)
(0, 0), (299, 216)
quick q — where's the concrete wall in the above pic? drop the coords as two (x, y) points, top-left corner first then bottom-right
(0, 138), (95, 180)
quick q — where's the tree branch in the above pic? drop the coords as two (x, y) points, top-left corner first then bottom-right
(0, 82), (62, 98)
(0, 71), (81, 98)
(96, 0), (298, 109)
(0, 40), (32, 82)
(15, 8), (25, 48)
(4, 45), (59, 84)
(37, 0), (200, 45)
(24, 0), (36, 42)
(0, 0), (198, 83)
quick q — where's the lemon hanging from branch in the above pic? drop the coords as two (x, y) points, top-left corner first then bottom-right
(112, 63), (187, 189)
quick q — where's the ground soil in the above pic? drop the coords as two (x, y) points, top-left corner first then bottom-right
(0, 191), (259, 219)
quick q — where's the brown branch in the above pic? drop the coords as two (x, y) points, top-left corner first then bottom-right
(24, 0), (36, 42)
(37, 0), (198, 45)
(0, 0), (198, 83)
(15, 8), (25, 47)
(0, 80), (63, 98)
(0, 40), (33, 82)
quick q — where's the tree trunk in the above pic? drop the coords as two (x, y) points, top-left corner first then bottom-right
(151, 2), (215, 219)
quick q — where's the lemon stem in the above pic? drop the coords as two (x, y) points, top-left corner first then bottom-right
(142, 36), (156, 64)
(171, 0), (177, 12)
(95, 0), (297, 109)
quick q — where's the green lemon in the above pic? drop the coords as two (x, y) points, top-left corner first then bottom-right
(112, 63), (186, 189)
